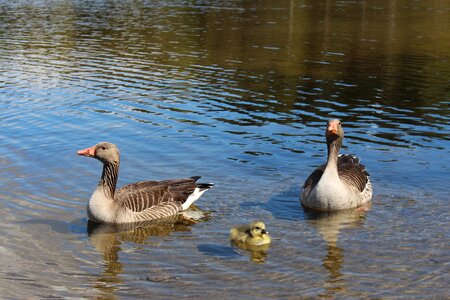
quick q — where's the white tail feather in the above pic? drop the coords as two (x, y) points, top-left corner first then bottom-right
(181, 187), (208, 211)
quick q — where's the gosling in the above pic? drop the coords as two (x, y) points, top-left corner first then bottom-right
(230, 221), (271, 246)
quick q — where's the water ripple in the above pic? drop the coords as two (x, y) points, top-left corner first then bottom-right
(0, 0), (449, 298)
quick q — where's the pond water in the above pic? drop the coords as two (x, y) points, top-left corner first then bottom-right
(0, 0), (449, 298)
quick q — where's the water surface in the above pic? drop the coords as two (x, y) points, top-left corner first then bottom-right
(0, 0), (449, 298)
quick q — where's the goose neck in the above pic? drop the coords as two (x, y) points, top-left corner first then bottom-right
(326, 138), (342, 170)
(99, 161), (119, 198)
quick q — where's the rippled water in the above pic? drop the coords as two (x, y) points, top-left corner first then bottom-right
(0, 0), (449, 298)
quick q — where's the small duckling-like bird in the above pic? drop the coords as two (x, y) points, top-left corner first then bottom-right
(77, 142), (213, 224)
(301, 119), (372, 211)
(230, 221), (271, 246)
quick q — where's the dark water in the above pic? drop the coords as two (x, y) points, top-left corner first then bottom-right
(0, 0), (449, 298)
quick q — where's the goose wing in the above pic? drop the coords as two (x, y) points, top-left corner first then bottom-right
(115, 177), (200, 212)
(337, 154), (370, 192)
(302, 164), (326, 195)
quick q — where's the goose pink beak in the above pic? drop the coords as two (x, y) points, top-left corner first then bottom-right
(327, 126), (338, 135)
(77, 146), (96, 157)
(327, 120), (339, 135)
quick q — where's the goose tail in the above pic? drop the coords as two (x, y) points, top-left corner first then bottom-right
(181, 177), (214, 210)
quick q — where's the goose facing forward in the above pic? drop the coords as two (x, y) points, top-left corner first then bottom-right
(301, 119), (372, 211)
(77, 142), (213, 224)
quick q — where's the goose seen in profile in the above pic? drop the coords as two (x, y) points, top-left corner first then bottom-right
(301, 119), (372, 211)
(77, 142), (213, 224)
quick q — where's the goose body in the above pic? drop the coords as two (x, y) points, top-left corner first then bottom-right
(230, 221), (271, 246)
(301, 119), (372, 211)
(77, 142), (213, 224)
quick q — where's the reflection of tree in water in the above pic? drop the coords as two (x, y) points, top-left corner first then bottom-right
(304, 206), (368, 297)
(87, 214), (197, 297)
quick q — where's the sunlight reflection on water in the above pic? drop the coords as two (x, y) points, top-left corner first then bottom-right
(0, 0), (449, 298)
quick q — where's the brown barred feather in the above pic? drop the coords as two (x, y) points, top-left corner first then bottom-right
(337, 155), (369, 192)
(116, 177), (200, 213)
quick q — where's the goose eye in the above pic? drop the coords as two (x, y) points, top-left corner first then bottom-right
(255, 227), (260, 230)
(101, 146), (106, 150)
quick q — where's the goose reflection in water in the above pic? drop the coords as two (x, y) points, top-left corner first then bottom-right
(304, 205), (369, 297)
(86, 214), (198, 295)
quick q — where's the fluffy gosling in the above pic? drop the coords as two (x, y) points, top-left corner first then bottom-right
(230, 221), (271, 246)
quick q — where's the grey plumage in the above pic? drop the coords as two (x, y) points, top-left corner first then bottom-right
(78, 142), (213, 224)
(301, 120), (372, 211)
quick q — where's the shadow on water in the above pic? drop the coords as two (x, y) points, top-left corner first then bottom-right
(258, 185), (304, 221)
(20, 218), (87, 235)
(197, 243), (239, 258)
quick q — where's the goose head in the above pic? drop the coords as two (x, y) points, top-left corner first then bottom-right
(325, 119), (344, 144)
(77, 142), (120, 164)
(249, 221), (269, 238)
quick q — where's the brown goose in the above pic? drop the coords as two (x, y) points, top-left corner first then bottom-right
(301, 119), (372, 211)
(77, 142), (213, 224)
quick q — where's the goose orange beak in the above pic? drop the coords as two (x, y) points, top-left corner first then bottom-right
(77, 146), (96, 157)
(327, 127), (337, 135)
(327, 125), (338, 135)
(326, 120), (340, 135)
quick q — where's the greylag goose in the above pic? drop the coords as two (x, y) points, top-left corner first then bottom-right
(230, 221), (271, 246)
(301, 119), (372, 211)
(77, 142), (214, 224)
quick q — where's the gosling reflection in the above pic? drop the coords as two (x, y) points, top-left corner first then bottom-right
(305, 206), (368, 296)
(233, 242), (271, 264)
(87, 215), (194, 295)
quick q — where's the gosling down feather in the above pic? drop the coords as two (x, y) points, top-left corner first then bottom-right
(301, 119), (372, 211)
(77, 142), (213, 224)
(230, 221), (271, 246)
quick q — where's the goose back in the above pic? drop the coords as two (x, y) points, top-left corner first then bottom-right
(116, 177), (200, 212)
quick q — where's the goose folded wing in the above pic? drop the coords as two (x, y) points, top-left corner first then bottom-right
(338, 161), (369, 192)
(117, 177), (200, 193)
(303, 164), (325, 194)
(116, 180), (197, 212)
